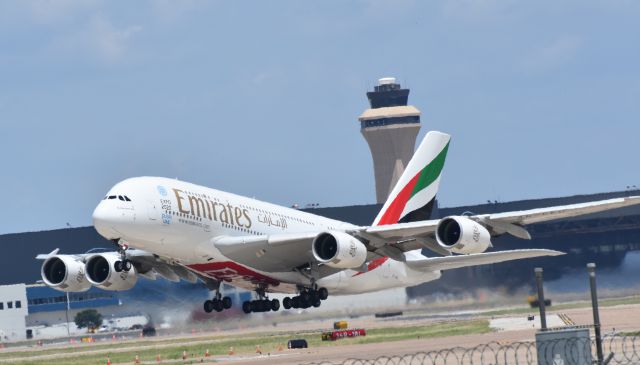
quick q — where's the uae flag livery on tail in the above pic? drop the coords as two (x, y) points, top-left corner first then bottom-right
(373, 131), (450, 226)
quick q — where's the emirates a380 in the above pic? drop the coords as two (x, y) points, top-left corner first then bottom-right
(37, 132), (640, 314)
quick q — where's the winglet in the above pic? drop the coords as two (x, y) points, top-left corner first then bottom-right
(373, 131), (450, 226)
(35, 248), (59, 260)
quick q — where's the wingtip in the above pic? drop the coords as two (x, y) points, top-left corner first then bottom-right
(547, 250), (566, 256)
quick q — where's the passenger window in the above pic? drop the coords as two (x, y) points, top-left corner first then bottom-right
(7, 301), (13, 309)
(15, 300), (21, 308)
(0, 302), (3, 310)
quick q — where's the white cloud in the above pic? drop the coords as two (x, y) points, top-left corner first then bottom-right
(48, 16), (142, 65)
(519, 35), (583, 74)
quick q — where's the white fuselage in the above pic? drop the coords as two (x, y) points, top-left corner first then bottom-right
(92, 177), (440, 295)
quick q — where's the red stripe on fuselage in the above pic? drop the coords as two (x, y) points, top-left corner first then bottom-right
(187, 262), (280, 286)
(352, 256), (389, 277)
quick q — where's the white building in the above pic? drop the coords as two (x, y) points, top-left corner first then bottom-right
(0, 284), (28, 342)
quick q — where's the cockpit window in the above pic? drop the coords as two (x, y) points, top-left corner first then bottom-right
(118, 195), (125, 201)
(108, 196), (117, 200)
(124, 196), (132, 202)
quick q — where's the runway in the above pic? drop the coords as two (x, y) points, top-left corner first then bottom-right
(1, 300), (639, 365)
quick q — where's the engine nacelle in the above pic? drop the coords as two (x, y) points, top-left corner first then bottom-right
(85, 253), (137, 291)
(312, 231), (367, 269)
(41, 255), (91, 292)
(436, 216), (492, 254)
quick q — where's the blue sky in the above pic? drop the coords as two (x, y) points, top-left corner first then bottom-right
(1, 1), (639, 234)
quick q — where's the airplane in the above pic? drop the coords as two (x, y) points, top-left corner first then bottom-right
(37, 131), (640, 314)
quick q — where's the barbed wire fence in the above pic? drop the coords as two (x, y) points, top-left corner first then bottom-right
(307, 334), (640, 365)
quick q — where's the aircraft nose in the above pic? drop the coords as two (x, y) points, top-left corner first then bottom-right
(93, 202), (118, 239)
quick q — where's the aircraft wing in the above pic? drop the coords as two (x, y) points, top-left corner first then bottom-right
(212, 233), (342, 277)
(405, 249), (564, 272)
(356, 195), (640, 254)
(127, 250), (200, 283)
(196, 196), (640, 273)
(476, 195), (640, 227)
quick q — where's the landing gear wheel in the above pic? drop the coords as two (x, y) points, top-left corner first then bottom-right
(313, 299), (321, 308)
(114, 260), (123, 272)
(270, 299), (280, 311)
(123, 260), (132, 272)
(310, 290), (319, 302)
(262, 300), (271, 312)
(318, 287), (329, 300)
(204, 300), (214, 313)
(222, 296), (232, 309)
(299, 297), (310, 309)
(213, 300), (224, 312)
(292, 296), (300, 309)
(300, 291), (310, 302)
(250, 301), (259, 312)
(283, 297), (292, 309)
(242, 301), (252, 314)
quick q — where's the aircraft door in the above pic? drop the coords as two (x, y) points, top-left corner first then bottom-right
(147, 200), (160, 221)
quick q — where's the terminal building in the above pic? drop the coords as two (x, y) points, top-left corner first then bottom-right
(1, 77), (639, 341)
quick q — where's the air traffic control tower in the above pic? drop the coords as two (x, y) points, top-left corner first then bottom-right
(359, 77), (421, 203)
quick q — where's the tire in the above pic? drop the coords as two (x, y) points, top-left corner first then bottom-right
(318, 287), (329, 300)
(270, 299), (280, 311)
(292, 296), (300, 309)
(300, 292), (310, 302)
(222, 296), (232, 309)
(203, 300), (214, 313)
(242, 301), (252, 314)
(114, 261), (123, 272)
(250, 300), (262, 312)
(123, 260), (132, 272)
(283, 297), (292, 309)
(310, 290), (319, 302)
(312, 299), (321, 308)
(299, 297), (309, 309)
(214, 300), (224, 312)
(262, 300), (270, 312)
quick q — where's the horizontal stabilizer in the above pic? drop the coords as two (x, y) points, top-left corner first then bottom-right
(405, 249), (564, 272)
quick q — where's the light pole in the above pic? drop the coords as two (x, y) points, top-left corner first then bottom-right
(65, 292), (70, 337)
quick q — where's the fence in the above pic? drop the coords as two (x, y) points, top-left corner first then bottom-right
(307, 334), (640, 365)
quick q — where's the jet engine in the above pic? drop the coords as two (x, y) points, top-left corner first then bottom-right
(41, 255), (91, 292)
(312, 231), (367, 269)
(436, 216), (492, 254)
(85, 253), (138, 291)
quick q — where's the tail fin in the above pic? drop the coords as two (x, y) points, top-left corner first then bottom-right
(372, 131), (450, 226)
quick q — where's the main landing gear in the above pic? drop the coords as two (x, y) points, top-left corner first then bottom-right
(242, 287), (280, 314)
(282, 287), (328, 310)
(112, 239), (132, 273)
(203, 293), (233, 313)
(241, 286), (329, 314)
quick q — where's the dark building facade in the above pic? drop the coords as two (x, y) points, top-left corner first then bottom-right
(2, 190), (640, 300)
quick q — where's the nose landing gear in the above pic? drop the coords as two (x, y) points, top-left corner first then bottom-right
(112, 239), (133, 273)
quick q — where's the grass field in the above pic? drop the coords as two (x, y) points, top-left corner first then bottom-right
(0, 319), (490, 365)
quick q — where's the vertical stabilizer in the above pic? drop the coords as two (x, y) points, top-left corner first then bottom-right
(372, 131), (450, 226)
